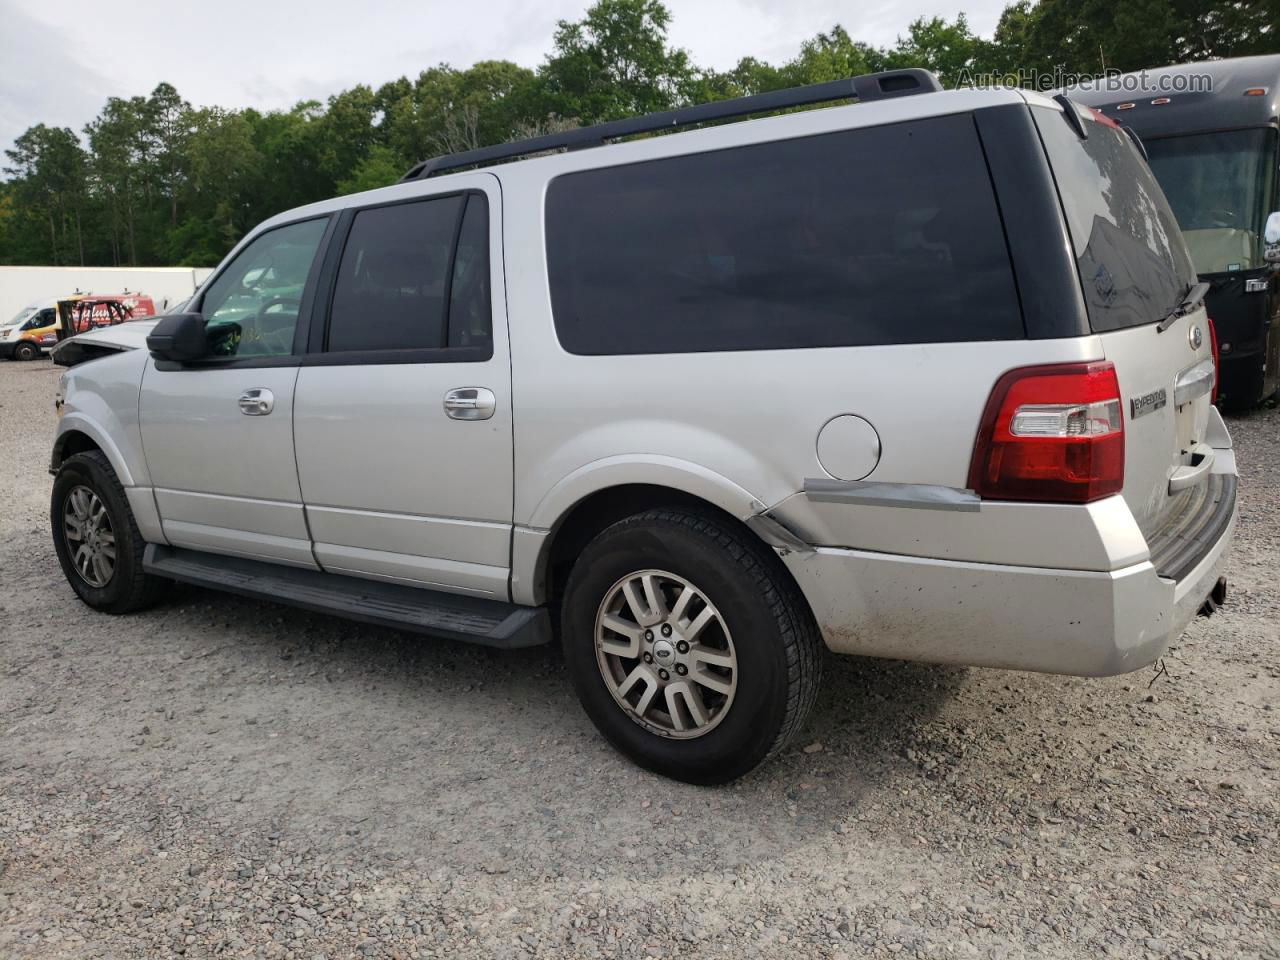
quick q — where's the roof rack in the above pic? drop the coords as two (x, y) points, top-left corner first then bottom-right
(400, 68), (944, 181)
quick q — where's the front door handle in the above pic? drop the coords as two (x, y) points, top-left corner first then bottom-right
(238, 388), (274, 416)
(443, 387), (496, 421)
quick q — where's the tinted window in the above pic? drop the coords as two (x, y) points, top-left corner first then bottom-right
(546, 114), (1023, 355)
(200, 218), (328, 357)
(328, 195), (464, 352)
(1033, 108), (1196, 332)
(447, 195), (493, 350)
(24, 309), (55, 330)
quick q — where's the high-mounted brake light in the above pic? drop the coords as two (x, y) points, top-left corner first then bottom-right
(1207, 315), (1220, 403)
(968, 362), (1125, 503)
(1086, 107), (1119, 129)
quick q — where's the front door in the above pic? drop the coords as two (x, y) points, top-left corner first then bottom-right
(293, 178), (514, 599)
(139, 216), (332, 567)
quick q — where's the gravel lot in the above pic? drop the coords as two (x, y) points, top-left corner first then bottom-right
(1, 358), (1277, 959)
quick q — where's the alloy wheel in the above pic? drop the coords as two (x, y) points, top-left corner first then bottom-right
(594, 569), (738, 739)
(63, 485), (116, 587)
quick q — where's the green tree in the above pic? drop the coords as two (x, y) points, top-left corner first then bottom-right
(185, 107), (260, 254)
(537, 0), (694, 122)
(883, 15), (993, 86)
(4, 124), (90, 265)
(336, 144), (404, 195)
(148, 83), (192, 229)
(85, 97), (153, 264)
(1016, 0), (1279, 76)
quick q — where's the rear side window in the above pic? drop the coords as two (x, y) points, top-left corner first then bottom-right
(545, 114), (1024, 355)
(1033, 107), (1196, 332)
(328, 194), (489, 353)
(447, 194), (493, 351)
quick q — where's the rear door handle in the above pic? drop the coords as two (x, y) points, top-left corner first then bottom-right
(238, 388), (274, 416)
(443, 387), (496, 421)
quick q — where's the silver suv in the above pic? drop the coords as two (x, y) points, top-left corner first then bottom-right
(49, 70), (1237, 783)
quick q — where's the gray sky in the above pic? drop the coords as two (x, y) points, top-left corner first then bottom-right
(1, 0), (1008, 159)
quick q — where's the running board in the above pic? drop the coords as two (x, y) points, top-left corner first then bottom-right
(143, 545), (551, 649)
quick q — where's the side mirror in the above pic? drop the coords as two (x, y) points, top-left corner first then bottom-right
(146, 313), (208, 362)
(1264, 212), (1280, 264)
(1265, 211), (1280, 245)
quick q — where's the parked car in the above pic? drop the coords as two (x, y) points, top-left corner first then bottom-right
(49, 69), (1236, 783)
(0, 299), (58, 360)
(1073, 55), (1280, 409)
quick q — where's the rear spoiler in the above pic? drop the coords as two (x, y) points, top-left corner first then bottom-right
(1052, 93), (1148, 160)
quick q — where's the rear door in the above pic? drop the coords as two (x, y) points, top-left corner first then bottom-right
(1033, 104), (1216, 536)
(292, 176), (513, 599)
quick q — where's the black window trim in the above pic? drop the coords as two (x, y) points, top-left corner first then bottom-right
(975, 104), (1091, 340)
(311, 188), (495, 366)
(161, 212), (337, 372)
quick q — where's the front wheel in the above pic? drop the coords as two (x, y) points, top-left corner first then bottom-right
(12, 341), (39, 361)
(562, 508), (822, 784)
(51, 451), (163, 613)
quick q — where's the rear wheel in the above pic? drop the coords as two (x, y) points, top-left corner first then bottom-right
(562, 508), (822, 784)
(12, 341), (39, 361)
(51, 451), (163, 613)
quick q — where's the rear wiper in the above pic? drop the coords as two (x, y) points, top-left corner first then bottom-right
(1157, 281), (1210, 333)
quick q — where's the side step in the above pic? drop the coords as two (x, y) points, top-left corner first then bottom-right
(143, 545), (551, 649)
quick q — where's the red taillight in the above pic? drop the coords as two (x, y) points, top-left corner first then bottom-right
(1207, 315), (1220, 403)
(968, 362), (1125, 504)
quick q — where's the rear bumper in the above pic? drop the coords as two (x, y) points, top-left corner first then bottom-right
(785, 504), (1235, 676)
(779, 427), (1238, 678)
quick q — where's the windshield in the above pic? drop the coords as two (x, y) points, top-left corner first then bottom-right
(6, 306), (36, 328)
(1034, 106), (1197, 332)
(1143, 128), (1278, 275)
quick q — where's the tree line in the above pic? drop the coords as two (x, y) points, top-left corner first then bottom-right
(2, 0), (1275, 268)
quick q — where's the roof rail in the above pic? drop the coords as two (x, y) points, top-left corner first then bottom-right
(400, 68), (944, 181)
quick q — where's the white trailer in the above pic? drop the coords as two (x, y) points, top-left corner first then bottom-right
(0, 266), (214, 325)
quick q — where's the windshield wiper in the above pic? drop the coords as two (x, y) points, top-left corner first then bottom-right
(1157, 281), (1210, 333)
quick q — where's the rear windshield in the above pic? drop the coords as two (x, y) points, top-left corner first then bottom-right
(1033, 106), (1196, 332)
(545, 113), (1024, 355)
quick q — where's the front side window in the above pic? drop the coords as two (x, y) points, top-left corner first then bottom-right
(545, 114), (1024, 355)
(23, 309), (55, 330)
(326, 193), (492, 354)
(200, 217), (328, 358)
(1034, 108), (1196, 332)
(1143, 128), (1278, 275)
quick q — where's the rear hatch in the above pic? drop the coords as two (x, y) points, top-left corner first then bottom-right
(1032, 101), (1219, 543)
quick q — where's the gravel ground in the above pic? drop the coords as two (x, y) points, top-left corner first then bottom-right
(1, 358), (1277, 960)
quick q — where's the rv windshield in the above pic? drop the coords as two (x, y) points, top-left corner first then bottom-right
(1144, 128), (1278, 275)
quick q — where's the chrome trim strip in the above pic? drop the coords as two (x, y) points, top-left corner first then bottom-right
(804, 479), (982, 512)
(1173, 358), (1215, 407)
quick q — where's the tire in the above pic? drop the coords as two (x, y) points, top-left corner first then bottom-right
(13, 341), (39, 361)
(51, 451), (163, 614)
(561, 508), (822, 784)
